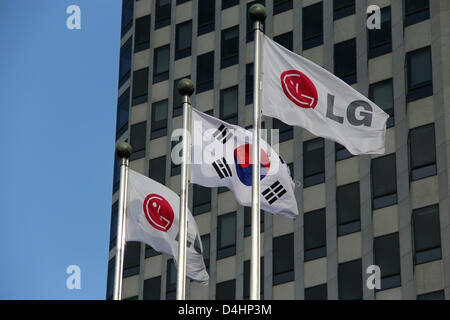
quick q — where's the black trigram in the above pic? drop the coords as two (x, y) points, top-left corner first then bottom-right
(213, 124), (233, 144)
(262, 181), (287, 205)
(212, 157), (232, 179)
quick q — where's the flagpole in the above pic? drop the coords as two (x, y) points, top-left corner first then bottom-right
(113, 142), (133, 300)
(249, 4), (266, 301)
(176, 79), (195, 300)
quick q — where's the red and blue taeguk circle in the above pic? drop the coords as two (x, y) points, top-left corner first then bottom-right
(234, 144), (271, 186)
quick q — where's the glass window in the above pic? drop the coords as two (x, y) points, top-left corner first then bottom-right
(155, 0), (171, 29)
(175, 20), (192, 60)
(303, 2), (323, 50)
(334, 0), (355, 20)
(177, 0), (190, 4)
(405, 0), (429, 27)
(220, 86), (238, 125)
(335, 142), (353, 161)
(171, 139), (181, 176)
(216, 279), (235, 300)
(109, 202), (118, 249)
(273, 0), (293, 15)
(409, 124), (437, 181)
(305, 283), (327, 300)
(130, 121), (146, 160)
(369, 79), (394, 128)
(338, 259), (362, 300)
(273, 119), (293, 143)
(243, 258), (264, 299)
(273, 233), (294, 285)
(244, 207), (264, 237)
(151, 100), (168, 139)
(135, 15), (150, 52)
(145, 244), (160, 258)
(106, 257), (115, 300)
(201, 234), (210, 270)
(412, 205), (442, 265)
(303, 138), (325, 188)
(336, 182), (361, 236)
(143, 276), (161, 300)
(166, 259), (177, 300)
(247, 1), (265, 43)
(119, 38), (132, 87)
(153, 45), (170, 83)
(368, 7), (392, 59)
(221, 26), (239, 68)
(132, 67), (149, 106)
(407, 47), (433, 102)
(113, 154), (121, 193)
(304, 208), (326, 261)
(335, 39), (357, 85)
(222, 0), (238, 9)
(198, 0), (215, 35)
(121, 0), (134, 35)
(116, 88), (130, 138)
(149, 156), (166, 184)
(197, 51), (214, 93)
(123, 241), (140, 277)
(246, 63), (254, 105)
(274, 32), (293, 51)
(173, 76), (191, 117)
(374, 233), (401, 290)
(417, 290), (445, 300)
(193, 184), (211, 215)
(371, 153), (397, 210)
(217, 212), (236, 259)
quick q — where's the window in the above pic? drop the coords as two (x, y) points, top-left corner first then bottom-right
(371, 154), (397, 210)
(220, 86), (238, 125)
(109, 202), (118, 249)
(153, 45), (170, 83)
(407, 46), (433, 102)
(335, 39), (357, 85)
(274, 32), (293, 51)
(173, 76), (191, 117)
(304, 209), (326, 261)
(155, 0), (171, 29)
(369, 79), (394, 128)
(106, 257), (115, 300)
(338, 259), (362, 300)
(303, 138), (325, 188)
(368, 7), (391, 58)
(408, 124), (437, 181)
(201, 234), (210, 270)
(135, 15), (150, 52)
(273, 119), (293, 143)
(121, 0), (134, 35)
(113, 154), (120, 193)
(130, 121), (146, 160)
(303, 2), (323, 50)
(273, 0), (292, 15)
(132, 68), (149, 105)
(145, 245), (160, 258)
(217, 212), (236, 259)
(175, 21), (192, 60)
(193, 184), (211, 215)
(143, 276), (161, 300)
(412, 205), (442, 265)
(243, 258), (264, 299)
(197, 51), (214, 93)
(247, 1), (265, 43)
(149, 156), (166, 184)
(216, 279), (235, 300)
(246, 63), (254, 105)
(404, 0), (429, 27)
(334, 0), (355, 20)
(336, 182), (361, 236)
(151, 100), (168, 139)
(123, 241), (140, 277)
(170, 140), (181, 176)
(222, 0), (238, 10)
(417, 290), (445, 300)
(335, 142), (353, 161)
(166, 259), (177, 300)
(244, 207), (264, 237)
(119, 38), (132, 87)
(221, 26), (239, 68)
(116, 88), (130, 138)
(374, 233), (401, 290)
(273, 233), (294, 285)
(198, 0), (215, 35)
(305, 284), (327, 300)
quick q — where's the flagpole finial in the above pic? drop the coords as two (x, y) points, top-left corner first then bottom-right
(116, 141), (133, 159)
(178, 78), (195, 97)
(249, 3), (266, 23)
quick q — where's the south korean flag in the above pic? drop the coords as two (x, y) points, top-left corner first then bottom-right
(190, 108), (298, 219)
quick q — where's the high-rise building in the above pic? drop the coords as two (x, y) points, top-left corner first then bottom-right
(107, 0), (450, 300)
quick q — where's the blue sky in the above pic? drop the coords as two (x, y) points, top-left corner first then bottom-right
(0, 1), (121, 299)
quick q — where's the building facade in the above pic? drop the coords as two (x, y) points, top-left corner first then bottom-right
(106, 0), (450, 300)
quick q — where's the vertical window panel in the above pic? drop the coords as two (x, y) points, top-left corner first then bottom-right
(132, 68), (149, 105)
(371, 154), (397, 209)
(198, 0), (215, 35)
(303, 138), (325, 187)
(369, 79), (394, 128)
(217, 212), (236, 259)
(336, 182), (361, 236)
(303, 2), (323, 50)
(149, 156), (166, 185)
(151, 100), (168, 139)
(304, 209), (326, 261)
(338, 259), (362, 300)
(153, 45), (170, 83)
(408, 124), (437, 181)
(273, 233), (294, 285)
(175, 20), (192, 60)
(412, 205), (442, 265)
(335, 39), (357, 85)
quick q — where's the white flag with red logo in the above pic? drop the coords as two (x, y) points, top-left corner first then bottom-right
(262, 35), (389, 155)
(125, 169), (209, 283)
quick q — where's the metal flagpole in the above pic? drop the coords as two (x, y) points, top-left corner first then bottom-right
(113, 142), (133, 300)
(249, 4), (266, 301)
(176, 79), (195, 300)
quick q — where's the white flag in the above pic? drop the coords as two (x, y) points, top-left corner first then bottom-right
(262, 35), (389, 155)
(126, 169), (209, 283)
(190, 108), (298, 219)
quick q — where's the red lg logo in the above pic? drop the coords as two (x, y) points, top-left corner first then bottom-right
(143, 194), (175, 232)
(280, 70), (318, 109)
